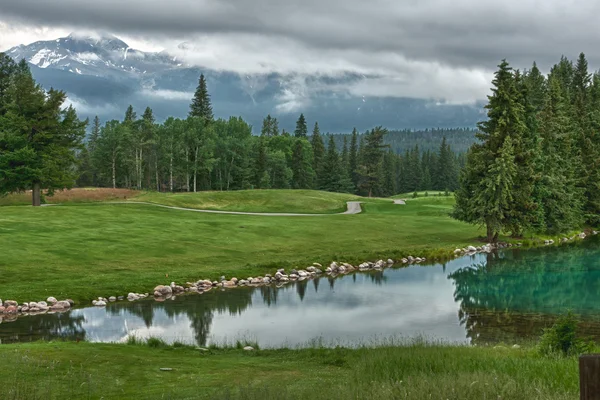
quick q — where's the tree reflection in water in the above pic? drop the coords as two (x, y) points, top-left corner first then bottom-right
(449, 239), (600, 344)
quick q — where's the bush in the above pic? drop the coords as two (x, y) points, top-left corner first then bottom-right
(424, 192), (429, 197)
(412, 191), (418, 198)
(538, 311), (593, 356)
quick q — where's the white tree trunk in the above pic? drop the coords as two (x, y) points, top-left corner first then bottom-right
(112, 154), (116, 189)
(185, 147), (190, 192)
(193, 146), (199, 193)
(138, 147), (143, 189)
(169, 154), (173, 192)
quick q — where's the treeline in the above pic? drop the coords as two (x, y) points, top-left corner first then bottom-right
(79, 75), (465, 196)
(332, 127), (477, 154)
(454, 53), (600, 241)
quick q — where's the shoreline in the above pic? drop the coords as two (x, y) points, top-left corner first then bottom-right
(1, 230), (595, 322)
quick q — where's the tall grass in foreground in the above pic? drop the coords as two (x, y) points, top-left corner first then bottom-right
(0, 337), (581, 400)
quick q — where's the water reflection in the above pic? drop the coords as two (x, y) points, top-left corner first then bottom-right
(2, 238), (600, 347)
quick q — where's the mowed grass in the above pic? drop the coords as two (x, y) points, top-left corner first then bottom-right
(133, 189), (365, 214)
(0, 340), (578, 400)
(0, 192), (481, 302)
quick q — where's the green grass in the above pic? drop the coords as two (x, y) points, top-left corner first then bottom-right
(132, 189), (366, 214)
(0, 193), (482, 303)
(0, 340), (579, 399)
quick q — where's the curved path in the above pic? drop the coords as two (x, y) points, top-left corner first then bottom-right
(101, 200), (364, 216)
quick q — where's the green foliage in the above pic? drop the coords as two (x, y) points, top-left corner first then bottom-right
(538, 311), (593, 356)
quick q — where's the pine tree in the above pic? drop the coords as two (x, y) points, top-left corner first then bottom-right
(311, 122), (325, 184)
(294, 113), (308, 138)
(453, 60), (526, 241)
(357, 127), (388, 197)
(0, 53), (16, 116)
(261, 115), (279, 137)
(291, 139), (314, 189)
(0, 62), (87, 205)
(435, 137), (457, 191)
(536, 73), (584, 232)
(319, 135), (353, 192)
(189, 73), (213, 125)
(349, 128), (359, 188)
(341, 135), (349, 172)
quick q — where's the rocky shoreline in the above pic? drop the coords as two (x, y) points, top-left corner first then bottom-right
(0, 231), (596, 321)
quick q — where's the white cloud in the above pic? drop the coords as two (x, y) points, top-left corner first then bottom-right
(139, 89), (194, 101)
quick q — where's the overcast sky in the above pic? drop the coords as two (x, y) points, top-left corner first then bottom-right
(0, 0), (598, 104)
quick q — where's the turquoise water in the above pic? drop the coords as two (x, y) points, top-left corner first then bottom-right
(2, 238), (600, 347)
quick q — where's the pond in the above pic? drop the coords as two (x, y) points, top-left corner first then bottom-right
(2, 237), (600, 347)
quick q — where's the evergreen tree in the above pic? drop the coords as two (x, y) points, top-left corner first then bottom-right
(189, 73), (213, 125)
(319, 135), (353, 192)
(261, 115), (279, 137)
(357, 127), (388, 197)
(435, 137), (457, 191)
(349, 128), (359, 187)
(453, 60), (526, 241)
(291, 139), (314, 189)
(0, 62), (87, 205)
(294, 113), (308, 138)
(341, 135), (349, 172)
(0, 53), (16, 116)
(311, 122), (325, 183)
(536, 74), (584, 232)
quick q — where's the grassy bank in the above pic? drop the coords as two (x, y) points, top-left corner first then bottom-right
(0, 192), (482, 302)
(0, 339), (578, 400)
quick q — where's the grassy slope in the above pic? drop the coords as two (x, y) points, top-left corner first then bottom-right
(0, 341), (577, 400)
(133, 189), (364, 214)
(0, 193), (481, 302)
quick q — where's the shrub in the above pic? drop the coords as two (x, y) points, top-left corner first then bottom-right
(538, 311), (593, 356)
(412, 191), (418, 198)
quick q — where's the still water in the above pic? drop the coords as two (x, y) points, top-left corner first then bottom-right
(3, 238), (600, 347)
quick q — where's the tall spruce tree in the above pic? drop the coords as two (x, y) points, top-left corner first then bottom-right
(311, 122), (325, 183)
(291, 139), (314, 189)
(349, 128), (359, 187)
(536, 73), (584, 232)
(0, 61), (87, 205)
(0, 53), (16, 116)
(189, 73), (213, 125)
(294, 113), (308, 138)
(453, 60), (526, 241)
(357, 127), (388, 197)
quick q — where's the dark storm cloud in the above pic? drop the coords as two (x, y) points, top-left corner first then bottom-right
(2, 0), (600, 70)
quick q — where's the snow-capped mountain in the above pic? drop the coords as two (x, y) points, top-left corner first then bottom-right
(4, 33), (484, 132)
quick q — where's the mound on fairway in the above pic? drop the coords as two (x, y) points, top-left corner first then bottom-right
(132, 189), (365, 214)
